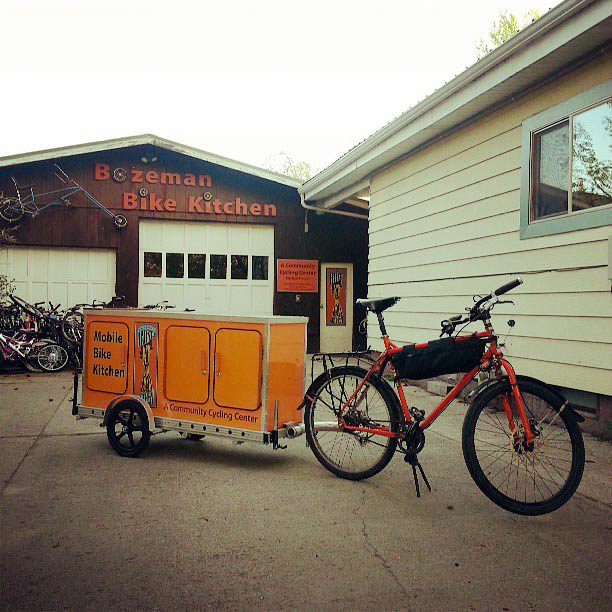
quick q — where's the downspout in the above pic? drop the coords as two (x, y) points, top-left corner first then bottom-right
(300, 191), (368, 232)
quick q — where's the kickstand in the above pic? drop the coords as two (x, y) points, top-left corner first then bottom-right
(405, 454), (432, 498)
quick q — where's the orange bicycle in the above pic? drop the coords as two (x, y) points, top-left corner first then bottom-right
(303, 278), (585, 515)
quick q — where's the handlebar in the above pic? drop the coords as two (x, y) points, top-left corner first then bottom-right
(471, 277), (522, 313)
(440, 277), (523, 336)
(495, 278), (523, 296)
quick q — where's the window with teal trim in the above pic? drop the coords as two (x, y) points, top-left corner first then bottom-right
(520, 81), (612, 239)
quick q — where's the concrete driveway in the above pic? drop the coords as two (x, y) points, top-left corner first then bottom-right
(1, 371), (611, 610)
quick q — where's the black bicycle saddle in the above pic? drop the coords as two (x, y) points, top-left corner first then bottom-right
(355, 296), (401, 313)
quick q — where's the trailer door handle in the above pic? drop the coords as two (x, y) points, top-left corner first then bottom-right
(201, 349), (208, 375)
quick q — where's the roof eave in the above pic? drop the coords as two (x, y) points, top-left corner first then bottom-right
(0, 134), (302, 189)
(299, 0), (607, 203)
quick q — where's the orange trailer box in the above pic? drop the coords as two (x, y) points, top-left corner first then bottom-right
(75, 309), (308, 456)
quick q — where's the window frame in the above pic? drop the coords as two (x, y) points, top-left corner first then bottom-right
(520, 80), (612, 239)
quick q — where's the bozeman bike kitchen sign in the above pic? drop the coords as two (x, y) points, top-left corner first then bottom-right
(94, 163), (277, 217)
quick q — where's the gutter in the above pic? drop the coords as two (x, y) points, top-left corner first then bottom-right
(300, 191), (368, 221)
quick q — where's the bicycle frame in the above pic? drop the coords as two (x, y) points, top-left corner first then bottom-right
(332, 329), (535, 445)
(3, 165), (126, 227)
(0, 332), (35, 360)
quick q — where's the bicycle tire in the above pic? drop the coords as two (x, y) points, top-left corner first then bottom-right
(462, 378), (584, 515)
(304, 365), (400, 481)
(0, 197), (24, 222)
(61, 311), (84, 344)
(36, 343), (69, 372)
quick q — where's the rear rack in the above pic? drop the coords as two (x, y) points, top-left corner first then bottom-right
(310, 350), (375, 383)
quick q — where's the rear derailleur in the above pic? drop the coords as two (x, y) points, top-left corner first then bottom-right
(398, 408), (432, 498)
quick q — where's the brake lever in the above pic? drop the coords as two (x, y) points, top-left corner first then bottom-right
(496, 300), (514, 305)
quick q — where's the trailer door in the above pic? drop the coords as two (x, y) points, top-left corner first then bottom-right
(213, 329), (262, 411)
(164, 326), (211, 404)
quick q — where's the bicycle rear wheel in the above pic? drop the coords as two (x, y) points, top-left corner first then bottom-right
(462, 379), (584, 515)
(304, 366), (400, 481)
(62, 311), (84, 344)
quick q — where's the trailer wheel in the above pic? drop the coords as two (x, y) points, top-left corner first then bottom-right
(106, 402), (151, 458)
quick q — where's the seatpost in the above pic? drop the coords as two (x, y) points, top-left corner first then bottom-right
(377, 312), (387, 336)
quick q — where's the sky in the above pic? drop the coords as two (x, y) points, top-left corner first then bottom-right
(1, 0), (556, 174)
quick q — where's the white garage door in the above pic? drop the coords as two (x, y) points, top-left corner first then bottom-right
(0, 246), (116, 308)
(139, 220), (274, 314)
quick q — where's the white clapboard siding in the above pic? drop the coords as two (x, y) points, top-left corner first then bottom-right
(370, 224), (610, 267)
(367, 266), (609, 295)
(371, 149), (521, 221)
(370, 171), (520, 234)
(379, 292), (612, 319)
(369, 239), (608, 280)
(365, 54), (612, 396)
(370, 191), (518, 247)
(368, 308), (612, 344)
(370, 230), (609, 272)
(376, 134), (521, 207)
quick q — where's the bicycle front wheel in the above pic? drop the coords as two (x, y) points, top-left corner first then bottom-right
(36, 343), (69, 372)
(304, 366), (400, 481)
(462, 379), (584, 515)
(0, 197), (24, 222)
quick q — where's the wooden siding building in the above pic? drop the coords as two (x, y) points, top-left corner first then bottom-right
(300, 0), (612, 435)
(0, 136), (369, 353)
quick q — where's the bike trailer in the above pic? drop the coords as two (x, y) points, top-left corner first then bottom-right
(73, 308), (308, 455)
(390, 335), (488, 380)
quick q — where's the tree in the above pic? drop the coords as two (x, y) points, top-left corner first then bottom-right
(476, 10), (540, 59)
(266, 152), (317, 183)
(572, 102), (612, 201)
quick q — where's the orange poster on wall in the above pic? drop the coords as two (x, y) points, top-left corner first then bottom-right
(133, 322), (159, 408)
(277, 259), (318, 292)
(326, 267), (347, 327)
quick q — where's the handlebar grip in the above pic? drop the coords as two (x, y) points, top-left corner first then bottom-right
(494, 277), (523, 296)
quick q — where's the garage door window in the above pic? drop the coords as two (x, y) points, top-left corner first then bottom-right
(231, 255), (248, 279)
(210, 254), (227, 279)
(252, 255), (268, 280)
(166, 253), (184, 278)
(188, 254), (206, 279)
(144, 252), (162, 277)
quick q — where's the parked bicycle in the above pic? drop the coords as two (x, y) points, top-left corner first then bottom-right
(303, 278), (585, 516)
(0, 325), (68, 373)
(0, 164), (127, 227)
(60, 296), (125, 366)
(6, 295), (71, 371)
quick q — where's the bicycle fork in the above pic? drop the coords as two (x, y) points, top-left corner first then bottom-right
(500, 359), (535, 447)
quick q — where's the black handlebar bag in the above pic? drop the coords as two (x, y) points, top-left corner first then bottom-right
(390, 336), (488, 380)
